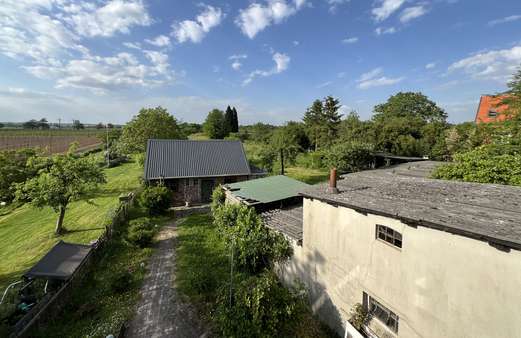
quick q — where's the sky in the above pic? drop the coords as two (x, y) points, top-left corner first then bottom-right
(1, 0), (521, 125)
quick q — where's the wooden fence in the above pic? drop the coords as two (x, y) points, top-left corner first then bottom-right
(9, 192), (135, 338)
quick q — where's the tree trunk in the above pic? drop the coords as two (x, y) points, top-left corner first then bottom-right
(280, 149), (285, 176)
(55, 206), (66, 235)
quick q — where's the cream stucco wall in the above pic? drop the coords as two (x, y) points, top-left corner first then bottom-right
(277, 198), (521, 338)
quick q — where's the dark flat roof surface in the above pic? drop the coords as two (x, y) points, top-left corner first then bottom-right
(144, 139), (251, 180)
(301, 162), (521, 250)
(261, 205), (303, 242)
(24, 241), (92, 280)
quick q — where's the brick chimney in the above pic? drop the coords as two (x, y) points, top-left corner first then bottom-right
(327, 168), (339, 194)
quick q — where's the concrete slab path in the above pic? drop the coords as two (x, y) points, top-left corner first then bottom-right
(126, 219), (208, 338)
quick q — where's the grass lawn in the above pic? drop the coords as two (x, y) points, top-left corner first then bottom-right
(176, 213), (336, 337)
(188, 132), (210, 140)
(33, 207), (173, 338)
(0, 159), (143, 291)
(284, 166), (329, 184)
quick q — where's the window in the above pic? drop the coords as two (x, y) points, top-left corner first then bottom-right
(363, 292), (399, 334)
(376, 224), (402, 248)
(488, 110), (498, 117)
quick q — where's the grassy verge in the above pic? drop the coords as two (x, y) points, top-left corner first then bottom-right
(284, 166), (329, 184)
(0, 159), (143, 291)
(33, 206), (172, 337)
(176, 213), (336, 337)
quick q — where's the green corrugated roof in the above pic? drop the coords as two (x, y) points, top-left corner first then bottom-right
(225, 175), (310, 204)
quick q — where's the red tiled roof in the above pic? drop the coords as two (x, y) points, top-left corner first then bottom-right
(475, 94), (510, 124)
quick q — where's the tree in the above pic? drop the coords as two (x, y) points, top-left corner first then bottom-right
(0, 148), (40, 203)
(203, 109), (226, 139)
(270, 126), (302, 174)
(16, 148), (106, 234)
(322, 96), (343, 145)
(303, 99), (325, 151)
(339, 111), (375, 144)
(323, 142), (375, 173)
(23, 119), (39, 129)
(373, 92), (447, 123)
(232, 107), (239, 132)
(96, 122), (104, 129)
(0, 122), (4, 129)
(72, 120), (84, 130)
(503, 65), (521, 117)
(223, 106), (234, 136)
(39, 118), (49, 129)
(119, 106), (181, 153)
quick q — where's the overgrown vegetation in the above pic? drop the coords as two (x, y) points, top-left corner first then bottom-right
(175, 189), (335, 337)
(138, 184), (172, 215)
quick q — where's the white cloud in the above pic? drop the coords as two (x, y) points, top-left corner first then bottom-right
(25, 51), (174, 94)
(327, 0), (351, 13)
(316, 81), (332, 88)
(243, 52), (290, 85)
(236, 1), (305, 39)
(372, 0), (406, 22)
(357, 67), (403, 89)
(293, 40), (300, 46)
(172, 5), (223, 43)
(229, 54), (248, 70)
(342, 37), (358, 44)
(488, 15), (521, 26)
(375, 26), (397, 35)
(66, 0), (152, 37)
(425, 62), (436, 69)
(400, 5), (428, 23)
(448, 45), (521, 82)
(123, 42), (141, 49)
(145, 35), (171, 47)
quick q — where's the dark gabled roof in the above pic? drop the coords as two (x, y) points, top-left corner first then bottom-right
(301, 162), (521, 251)
(224, 175), (310, 205)
(144, 139), (251, 180)
(24, 241), (92, 280)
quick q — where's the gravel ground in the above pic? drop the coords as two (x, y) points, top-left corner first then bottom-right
(126, 219), (209, 338)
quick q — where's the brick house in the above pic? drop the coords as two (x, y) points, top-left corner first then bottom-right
(144, 139), (264, 205)
(475, 94), (510, 123)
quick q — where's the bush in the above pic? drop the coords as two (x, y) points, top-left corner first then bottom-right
(211, 185), (225, 214)
(213, 204), (292, 273)
(215, 271), (306, 338)
(323, 142), (375, 173)
(127, 217), (156, 247)
(138, 185), (172, 215)
(295, 151), (325, 169)
(109, 270), (133, 294)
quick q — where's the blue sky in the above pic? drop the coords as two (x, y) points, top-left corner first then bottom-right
(1, 0), (521, 125)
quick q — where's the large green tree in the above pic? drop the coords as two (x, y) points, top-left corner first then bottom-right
(224, 106), (235, 136)
(232, 107), (239, 132)
(322, 96), (343, 145)
(373, 92), (447, 123)
(204, 109), (227, 139)
(0, 148), (40, 203)
(303, 99), (325, 151)
(120, 106), (181, 153)
(270, 126), (302, 174)
(16, 149), (106, 235)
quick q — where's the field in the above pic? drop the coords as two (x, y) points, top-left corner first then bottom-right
(0, 129), (104, 154)
(0, 158), (143, 291)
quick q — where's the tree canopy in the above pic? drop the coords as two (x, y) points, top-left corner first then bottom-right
(16, 148), (106, 234)
(203, 109), (226, 139)
(119, 106), (181, 153)
(373, 92), (447, 123)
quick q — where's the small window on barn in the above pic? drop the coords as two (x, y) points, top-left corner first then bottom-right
(488, 110), (498, 117)
(363, 292), (399, 334)
(376, 224), (402, 248)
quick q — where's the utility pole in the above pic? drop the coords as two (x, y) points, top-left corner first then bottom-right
(58, 118), (61, 129)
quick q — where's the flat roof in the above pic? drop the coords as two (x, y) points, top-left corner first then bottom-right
(225, 175), (310, 205)
(24, 241), (92, 280)
(301, 163), (521, 251)
(261, 205), (303, 243)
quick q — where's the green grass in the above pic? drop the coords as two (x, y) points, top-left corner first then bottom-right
(284, 166), (329, 185)
(33, 207), (172, 338)
(0, 160), (143, 291)
(176, 213), (336, 337)
(188, 132), (210, 140)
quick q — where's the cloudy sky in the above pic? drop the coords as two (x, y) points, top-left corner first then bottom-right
(1, 0), (521, 125)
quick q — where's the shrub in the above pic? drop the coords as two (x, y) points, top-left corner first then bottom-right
(211, 185), (225, 214)
(109, 270), (133, 294)
(127, 217), (156, 247)
(214, 204), (292, 273)
(432, 144), (521, 186)
(323, 141), (375, 173)
(215, 271), (306, 338)
(349, 303), (369, 330)
(138, 185), (172, 215)
(295, 151), (325, 169)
